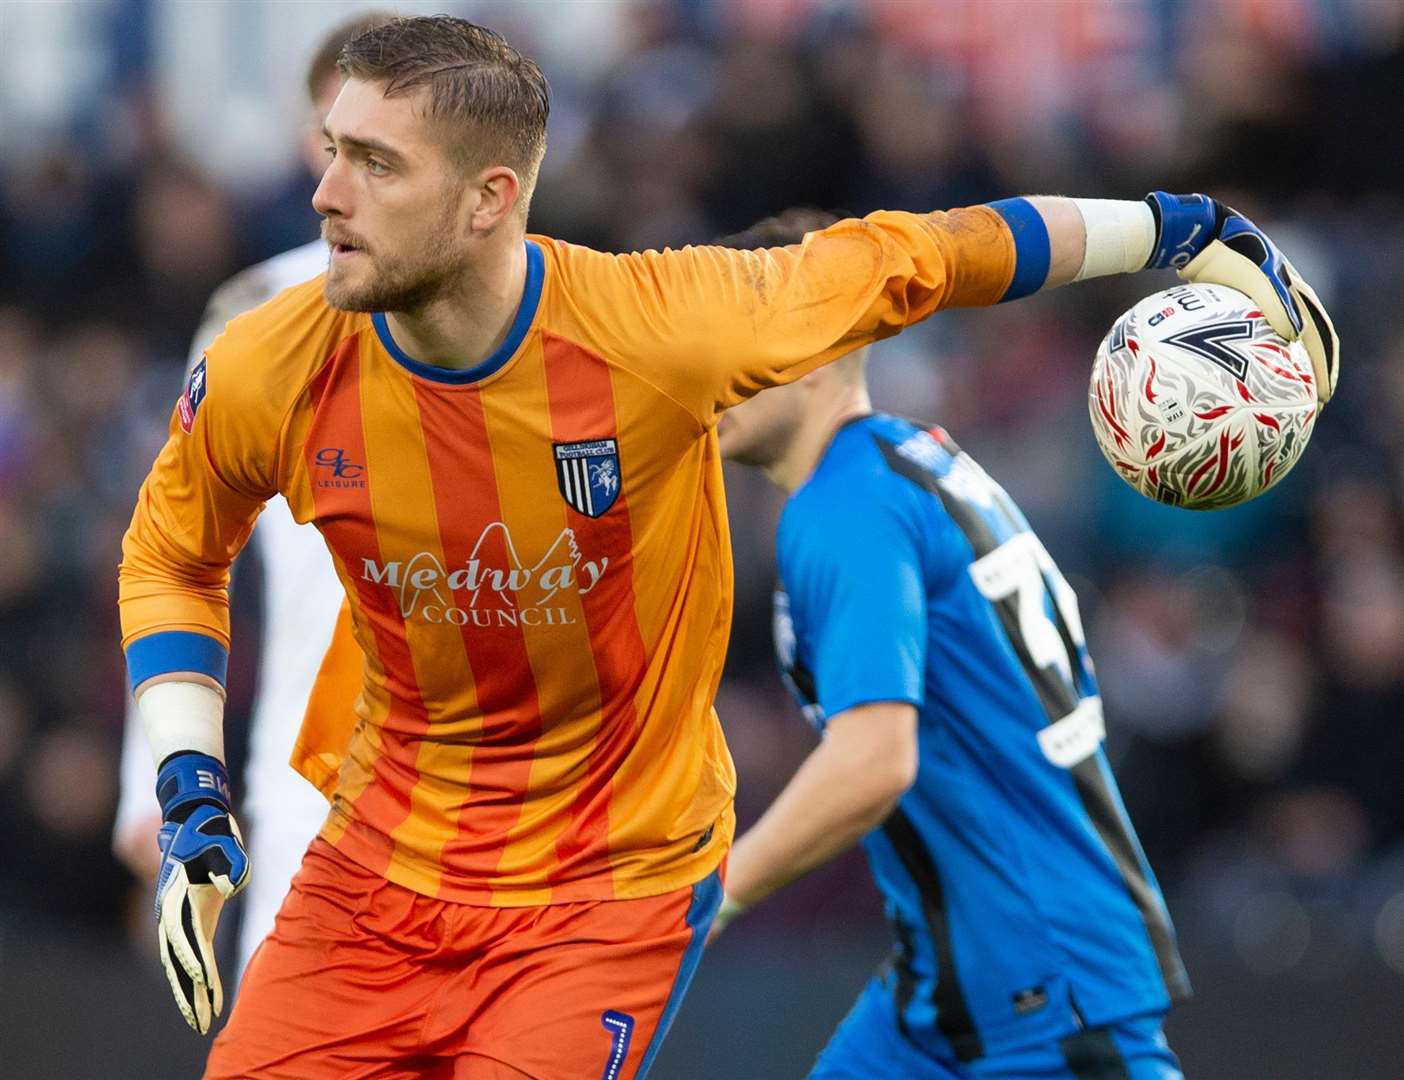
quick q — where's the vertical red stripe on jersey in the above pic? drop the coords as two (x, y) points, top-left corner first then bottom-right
(305, 340), (433, 874)
(541, 332), (648, 887)
(412, 383), (545, 883)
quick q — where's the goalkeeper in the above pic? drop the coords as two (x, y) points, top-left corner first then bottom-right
(706, 206), (1333, 1079)
(123, 17), (1337, 1074)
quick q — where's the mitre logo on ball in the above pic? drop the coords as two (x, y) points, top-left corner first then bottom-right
(1088, 283), (1317, 510)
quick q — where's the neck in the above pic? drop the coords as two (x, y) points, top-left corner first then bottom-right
(765, 385), (872, 494)
(385, 232), (528, 370)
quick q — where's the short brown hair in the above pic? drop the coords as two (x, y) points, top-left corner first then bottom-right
(338, 16), (550, 193)
(715, 208), (842, 250)
(305, 11), (397, 102)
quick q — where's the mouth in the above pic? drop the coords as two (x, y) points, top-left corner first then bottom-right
(324, 230), (368, 260)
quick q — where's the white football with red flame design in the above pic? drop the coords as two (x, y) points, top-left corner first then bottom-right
(1088, 283), (1317, 510)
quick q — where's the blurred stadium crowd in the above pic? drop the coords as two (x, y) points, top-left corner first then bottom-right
(3, 0), (1404, 1056)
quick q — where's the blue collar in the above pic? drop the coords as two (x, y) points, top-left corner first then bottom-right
(371, 238), (544, 385)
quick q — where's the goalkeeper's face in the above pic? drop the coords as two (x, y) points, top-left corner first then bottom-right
(314, 79), (487, 314)
(718, 380), (807, 469)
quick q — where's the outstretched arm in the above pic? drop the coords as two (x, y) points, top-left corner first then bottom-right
(1005, 193), (1337, 404)
(589, 191), (1336, 428)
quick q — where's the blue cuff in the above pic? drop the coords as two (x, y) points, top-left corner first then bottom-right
(156, 751), (232, 817)
(988, 198), (1051, 302)
(126, 631), (228, 693)
(1145, 191), (1218, 269)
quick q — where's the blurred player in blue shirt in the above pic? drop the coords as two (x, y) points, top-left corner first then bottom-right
(711, 210), (1189, 1080)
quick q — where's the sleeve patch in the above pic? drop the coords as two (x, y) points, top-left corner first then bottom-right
(177, 355), (209, 434)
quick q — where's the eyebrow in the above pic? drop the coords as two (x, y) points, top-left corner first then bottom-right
(322, 125), (406, 167)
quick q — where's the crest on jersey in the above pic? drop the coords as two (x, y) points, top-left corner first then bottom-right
(177, 355), (208, 434)
(553, 438), (621, 518)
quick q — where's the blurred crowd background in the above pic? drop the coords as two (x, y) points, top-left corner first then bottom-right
(2, 0), (1403, 1076)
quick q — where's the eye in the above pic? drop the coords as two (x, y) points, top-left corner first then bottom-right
(366, 158), (388, 176)
(324, 144), (336, 159)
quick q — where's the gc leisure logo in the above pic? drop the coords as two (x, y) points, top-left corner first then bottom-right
(314, 447), (367, 489)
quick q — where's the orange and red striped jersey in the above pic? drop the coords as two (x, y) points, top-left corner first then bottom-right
(119, 207), (1018, 905)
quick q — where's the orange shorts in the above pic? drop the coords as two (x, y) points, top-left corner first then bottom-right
(205, 838), (722, 1079)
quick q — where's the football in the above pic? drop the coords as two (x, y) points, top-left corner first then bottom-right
(1088, 283), (1318, 510)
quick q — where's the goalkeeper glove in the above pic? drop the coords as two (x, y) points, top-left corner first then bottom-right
(1144, 191), (1339, 407)
(153, 751), (249, 1034)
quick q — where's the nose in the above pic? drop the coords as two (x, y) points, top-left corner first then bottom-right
(312, 155), (349, 218)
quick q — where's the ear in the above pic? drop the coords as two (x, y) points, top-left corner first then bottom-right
(469, 166), (522, 234)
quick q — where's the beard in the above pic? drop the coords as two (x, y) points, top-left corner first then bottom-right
(322, 206), (469, 314)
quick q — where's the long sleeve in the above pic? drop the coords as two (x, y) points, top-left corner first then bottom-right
(120, 331), (285, 690)
(544, 205), (1017, 426)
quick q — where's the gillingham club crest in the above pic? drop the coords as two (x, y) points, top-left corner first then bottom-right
(554, 438), (621, 518)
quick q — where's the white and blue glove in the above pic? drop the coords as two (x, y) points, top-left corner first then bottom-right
(154, 751), (249, 1034)
(1145, 191), (1339, 406)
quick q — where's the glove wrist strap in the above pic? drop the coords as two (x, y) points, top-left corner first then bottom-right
(1144, 191), (1218, 270)
(156, 751), (232, 821)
